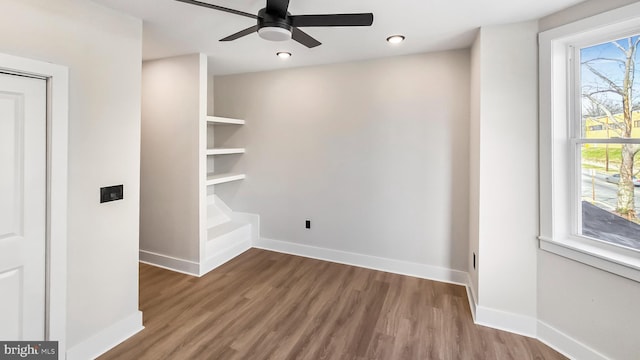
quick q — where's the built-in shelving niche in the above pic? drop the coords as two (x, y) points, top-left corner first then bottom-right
(206, 116), (246, 187)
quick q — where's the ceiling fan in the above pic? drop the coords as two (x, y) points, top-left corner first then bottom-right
(175, 0), (374, 48)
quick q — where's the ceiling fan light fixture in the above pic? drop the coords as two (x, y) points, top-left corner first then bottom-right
(386, 35), (405, 44)
(258, 26), (292, 41)
(276, 51), (292, 59)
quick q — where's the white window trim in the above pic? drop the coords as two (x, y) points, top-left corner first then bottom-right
(539, 2), (640, 282)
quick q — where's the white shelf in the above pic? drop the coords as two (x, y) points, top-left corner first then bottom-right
(206, 173), (246, 186)
(206, 116), (245, 125)
(206, 148), (245, 155)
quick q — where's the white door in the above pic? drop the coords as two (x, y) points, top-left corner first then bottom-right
(0, 72), (46, 340)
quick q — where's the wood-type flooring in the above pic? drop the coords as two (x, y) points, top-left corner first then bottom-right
(100, 249), (566, 360)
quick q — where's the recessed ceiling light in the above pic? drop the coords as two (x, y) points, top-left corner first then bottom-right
(277, 52), (292, 59)
(386, 35), (406, 44)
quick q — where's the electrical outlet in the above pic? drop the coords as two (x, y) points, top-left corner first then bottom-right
(305, 220), (311, 229)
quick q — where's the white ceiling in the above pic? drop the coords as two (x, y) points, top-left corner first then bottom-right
(92, 0), (587, 75)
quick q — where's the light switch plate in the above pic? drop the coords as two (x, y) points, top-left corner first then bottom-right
(100, 185), (123, 203)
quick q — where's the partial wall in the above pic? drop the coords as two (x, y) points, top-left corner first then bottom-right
(472, 22), (540, 335)
(0, 0), (143, 354)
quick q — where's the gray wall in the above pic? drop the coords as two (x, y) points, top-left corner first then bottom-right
(539, 0), (639, 31)
(214, 50), (470, 271)
(141, 54), (203, 263)
(468, 30), (481, 303)
(0, 0), (142, 350)
(473, 21), (540, 322)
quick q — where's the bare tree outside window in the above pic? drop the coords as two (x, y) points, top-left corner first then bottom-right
(582, 36), (640, 219)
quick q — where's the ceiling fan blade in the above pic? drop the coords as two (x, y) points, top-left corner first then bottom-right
(220, 25), (259, 41)
(266, 0), (290, 18)
(175, 0), (257, 20)
(291, 28), (321, 48)
(290, 13), (374, 27)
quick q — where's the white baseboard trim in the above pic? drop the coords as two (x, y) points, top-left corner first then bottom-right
(66, 311), (143, 360)
(537, 321), (610, 360)
(139, 250), (199, 276)
(200, 239), (252, 276)
(255, 237), (469, 286)
(475, 305), (537, 338)
(465, 274), (478, 321)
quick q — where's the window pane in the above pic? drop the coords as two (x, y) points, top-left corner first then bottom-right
(580, 143), (640, 250)
(579, 35), (640, 251)
(580, 36), (640, 140)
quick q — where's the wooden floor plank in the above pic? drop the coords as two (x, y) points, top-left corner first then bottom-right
(100, 249), (566, 360)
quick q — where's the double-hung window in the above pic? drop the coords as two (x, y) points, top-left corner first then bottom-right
(539, 3), (640, 281)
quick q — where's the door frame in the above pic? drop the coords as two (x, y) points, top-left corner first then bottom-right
(0, 53), (68, 353)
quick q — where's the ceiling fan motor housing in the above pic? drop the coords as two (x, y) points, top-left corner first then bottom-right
(257, 8), (292, 41)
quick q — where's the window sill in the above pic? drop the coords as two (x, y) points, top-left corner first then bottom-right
(539, 236), (640, 282)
